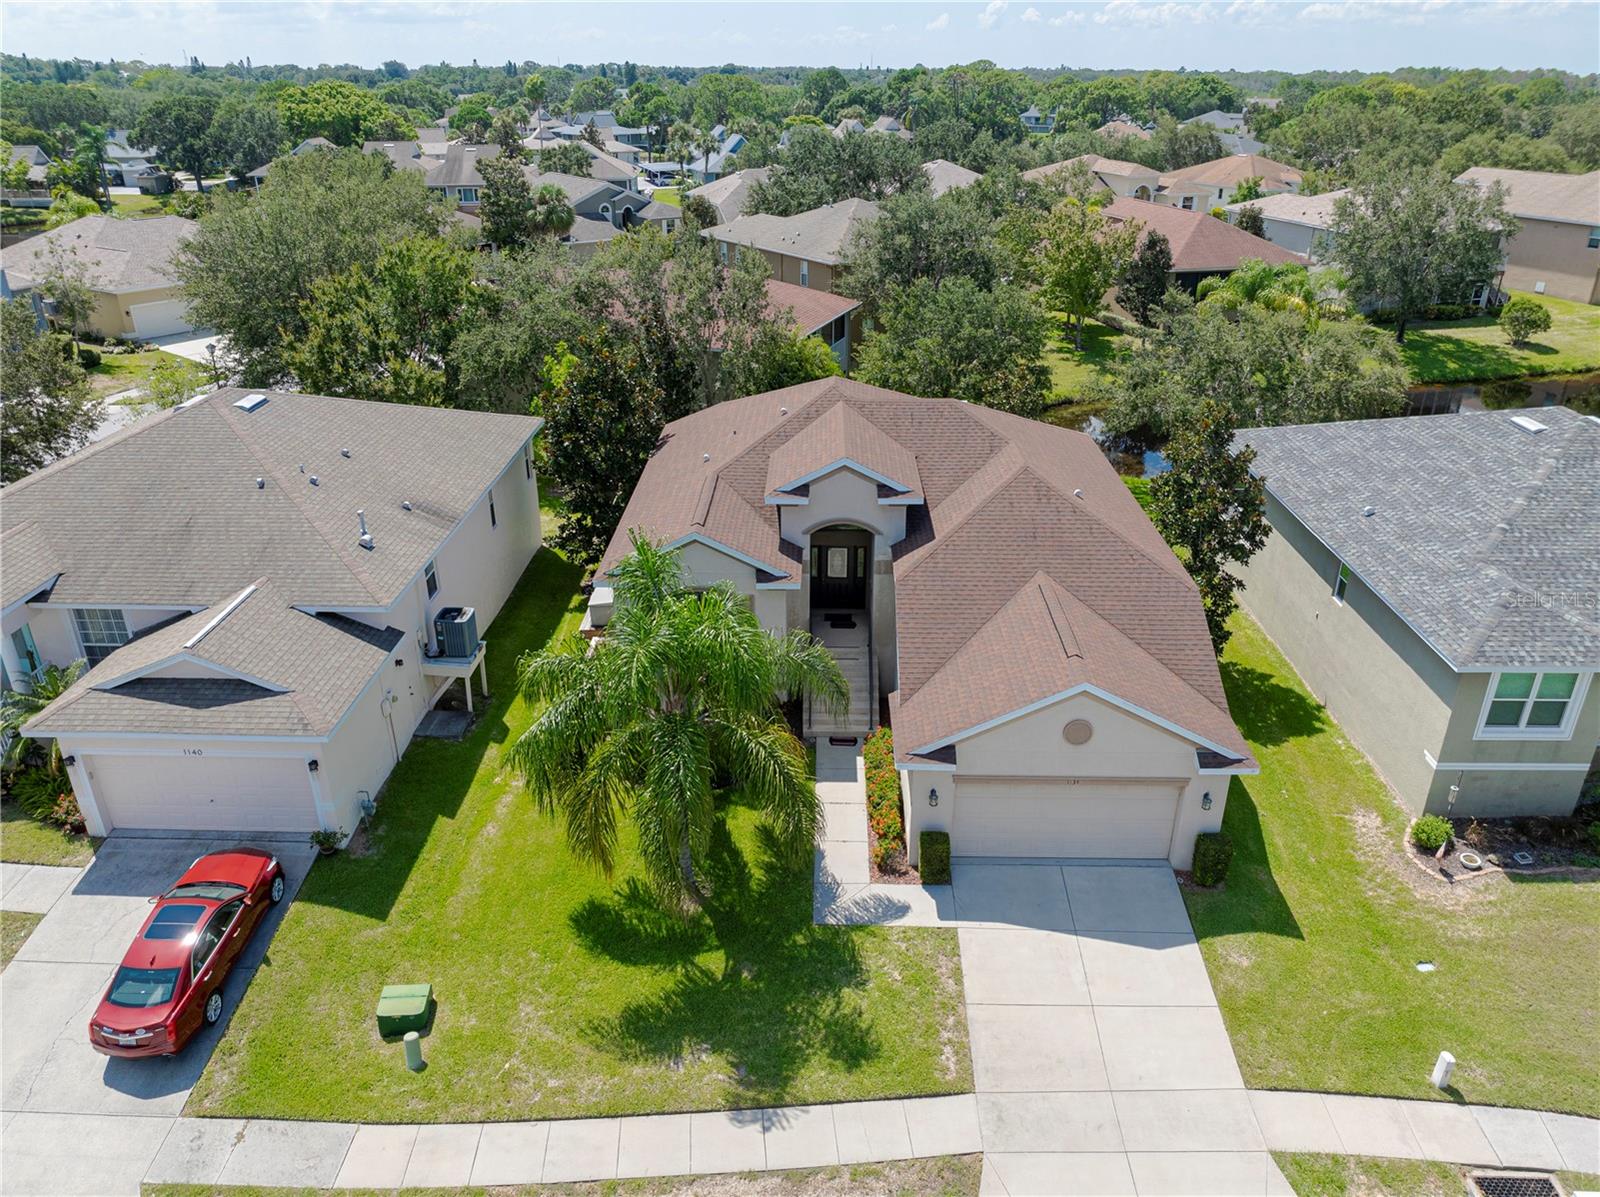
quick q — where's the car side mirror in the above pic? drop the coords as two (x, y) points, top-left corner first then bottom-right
(149, 895), (159, 904)
(243, 895), (253, 906)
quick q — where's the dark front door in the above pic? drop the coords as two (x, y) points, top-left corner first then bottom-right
(811, 543), (868, 609)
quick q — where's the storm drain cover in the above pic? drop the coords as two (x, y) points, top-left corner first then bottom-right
(1472, 1174), (1559, 1197)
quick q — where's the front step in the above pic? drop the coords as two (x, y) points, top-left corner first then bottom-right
(807, 633), (872, 738)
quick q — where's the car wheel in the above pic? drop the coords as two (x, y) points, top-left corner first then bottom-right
(204, 991), (224, 1026)
(269, 874), (285, 904)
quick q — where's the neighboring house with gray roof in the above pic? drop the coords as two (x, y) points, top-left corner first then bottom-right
(1223, 188), (1349, 261)
(0, 214), (200, 339)
(704, 198), (880, 293)
(922, 158), (981, 197)
(1456, 167), (1600, 305)
(424, 141), (501, 204)
(2, 388), (544, 839)
(1236, 407), (1600, 818)
(686, 167), (770, 223)
(1182, 110), (1266, 155)
(584, 378), (1255, 870)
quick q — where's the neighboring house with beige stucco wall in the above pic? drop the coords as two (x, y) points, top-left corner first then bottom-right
(1237, 408), (1600, 819)
(0, 214), (199, 339)
(585, 378), (1256, 870)
(1456, 167), (1600, 305)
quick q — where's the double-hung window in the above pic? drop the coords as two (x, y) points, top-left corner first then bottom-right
(1479, 671), (1584, 737)
(799, 260), (810, 288)
(458, 187), (478, 204)
(425, 560), (440, 599)
(1589, 226), (1600, 250)
(73, 608), (129, 666)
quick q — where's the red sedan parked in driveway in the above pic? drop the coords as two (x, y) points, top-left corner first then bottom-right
(89, 848), (285, 1058)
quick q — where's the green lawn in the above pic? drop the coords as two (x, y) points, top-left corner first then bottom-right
(188, 549), (969, 1124)
(89, 350), (208, 398)
(650, 186), (682, 207)
(1400, 290), (1600, 383)
(1275, 1154), (1600, 1197)
(1, 911), (43, 970)
(142, 1155), (983, 1197)
(108, 193), (169, 216)
(1042, 315), (1128, 400)
(1189, 615), (1600, 1116)
(1, 802), (98, 865)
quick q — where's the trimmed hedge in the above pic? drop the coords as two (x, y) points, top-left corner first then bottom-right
(862, 726), (904, 871)
(1192, 831), (1234, 887)
(1412, 814), (1453, 851)
(920, 830), (951, 884)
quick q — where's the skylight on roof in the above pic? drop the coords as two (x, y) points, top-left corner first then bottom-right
(1510, 415), (1547, 433)
(233, 393), (269, 412)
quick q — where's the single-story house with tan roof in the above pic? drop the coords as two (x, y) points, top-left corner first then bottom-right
(1104, 195), (1301, 291)
(704, 199), (880, 293)
(1456, 167), (1600, 305)
(583, 378), (1255, 868)
(3, 388), (543, 839)
(0, 214), (199, 339)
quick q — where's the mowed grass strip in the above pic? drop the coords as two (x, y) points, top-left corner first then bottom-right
(1, 801), (98, 866)
(1188, 614), (1600, 1116)
(188, 549), (969, 1123)
(1400, 290), (1600, 383)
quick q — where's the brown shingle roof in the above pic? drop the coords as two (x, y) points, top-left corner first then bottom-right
(766, 400), (921, 501)
(763, 278), (859, 337)
(597, 378), (1249, 765)
(1103, 196), (1303, 271)
(1023, 154), (1156, 184)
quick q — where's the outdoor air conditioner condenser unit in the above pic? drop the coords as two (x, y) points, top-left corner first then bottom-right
(433, 606), (478, 659)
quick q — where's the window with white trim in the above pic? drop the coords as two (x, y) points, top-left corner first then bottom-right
(1589, 226), (1600, 250)
(800, 260), (810, 287)
(1180, 195), (1195, 210)
(425, 559), (439, 598)
(73, 608), (130, 666)
(1480, 671), (1581, 735)
(458, 187), (478, 203)
(1332, 562), (1352, 604)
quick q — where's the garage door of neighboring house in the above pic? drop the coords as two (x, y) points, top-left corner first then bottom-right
(128, 299), (194, 339)
(86, 753), (318, 833)
(953, 778), (1182, 859)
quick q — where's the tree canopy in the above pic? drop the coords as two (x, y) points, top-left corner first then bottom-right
(0, 297), (101, 484)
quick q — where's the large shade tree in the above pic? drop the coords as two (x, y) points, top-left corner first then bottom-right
(0, 296), (101, 483)
(511, 535), (847, 909)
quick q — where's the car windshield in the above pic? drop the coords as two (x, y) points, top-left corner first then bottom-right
(166, 882), (246, 901)
(143, 903), (207, 940)
(106, 966), (180, 1008)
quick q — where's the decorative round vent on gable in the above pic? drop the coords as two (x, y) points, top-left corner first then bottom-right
(1062, 719), (1094, 745)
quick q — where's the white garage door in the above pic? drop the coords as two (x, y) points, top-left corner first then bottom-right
(87, 753), (318, 833)
(954, 778), (1181, 859)
(128, 299), (195, 338)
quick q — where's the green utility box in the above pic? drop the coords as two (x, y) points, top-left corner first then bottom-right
(376, 983), (434, 1038)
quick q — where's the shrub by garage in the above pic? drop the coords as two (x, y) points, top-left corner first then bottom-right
(1191, 831), (1234, 887)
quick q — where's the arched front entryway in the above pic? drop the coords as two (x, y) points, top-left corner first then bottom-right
(1133, 184), (1152, 201)
(808, 524), (873, 612)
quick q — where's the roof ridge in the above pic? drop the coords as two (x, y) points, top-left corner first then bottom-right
(213, 399), (386, 604)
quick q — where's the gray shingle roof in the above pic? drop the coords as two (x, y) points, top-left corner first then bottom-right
(0, 522), (60, 611)
(922, 159), (981, 197)
(27, 579), (404, 738)
(0, 215), (196, 293)
(1455, 167), (1600, 227)
(1, 388), (540, 610)
(1240, 408), (1600, 670)
(706, 199), (880, 267)
(426, 142), (501, 189)
(688, 168), (771, 223)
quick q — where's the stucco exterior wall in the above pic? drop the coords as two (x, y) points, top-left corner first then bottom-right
(902, 692), (1225, 869)
(1498, 218), (1600, 305)
(717, 240), (837, 292)
(85, 285), (188, 337)
(1236, 493), (1462, 814)
(318, 642), (418, 835)
(1253, 218), (1324, 260)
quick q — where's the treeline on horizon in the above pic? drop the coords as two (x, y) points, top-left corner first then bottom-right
(4, 51), (1598, 189)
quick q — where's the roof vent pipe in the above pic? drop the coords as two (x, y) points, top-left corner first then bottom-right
(1363, 505), (1377, 517)
(256, 477), (265, 490)
(703, 453), (711, 462)
(340, 448), (351, 459)
(1073, 488), (1084, 499)
(309, 475), (319, 486)
(357, 510), (374, 550)
(401, 500), (413, 511)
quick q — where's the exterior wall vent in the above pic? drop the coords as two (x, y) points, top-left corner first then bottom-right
(233, 393), (269, 412)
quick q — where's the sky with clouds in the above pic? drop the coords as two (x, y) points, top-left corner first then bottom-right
(2, 1), (1595, 74)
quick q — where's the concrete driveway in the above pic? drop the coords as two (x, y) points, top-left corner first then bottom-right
(1, 833), (315, 1195)
(954, 861), (1288, 1197)
(146, 330), (222, 365)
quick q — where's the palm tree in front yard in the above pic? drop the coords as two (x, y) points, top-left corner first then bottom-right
(1, 660), (87, 774)
(510, 533), (848, 910)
